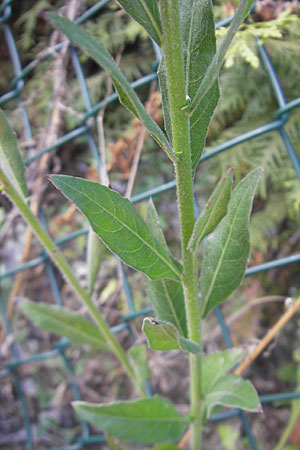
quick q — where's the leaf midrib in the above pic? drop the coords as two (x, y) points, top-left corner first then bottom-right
(31, 308), (106, 347)
(139, 0), (162, 44)
(161, 280), (184, 335)
(58, 179), (182, 280)
(201, 186), (250, 313)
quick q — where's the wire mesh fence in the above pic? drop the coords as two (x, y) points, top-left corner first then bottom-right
(1, 0), (300, 449)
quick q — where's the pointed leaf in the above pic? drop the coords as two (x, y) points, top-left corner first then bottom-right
(128, 344), (151, 388)
(158, 57), (172, 143)
(190, 0), (254, 116)
(178, 0), (220, 172)
(0, 109), (28, 198)
(73, 396), (189, 444)
(200, 168), (263, 317)
(188, 168), (234, 252)
(202, 348), (245, 394)
(49, 176), (182, 281)
(47, 13), (174, 162)
(145, 199), (187, 337)
(87, 228), (105, 294)
(143, 318), (200, 354)
(145, 198), (169, 253)
(204, 374), (261, 418)
(19, 301), (108, 350)
(116, 0), (162, 45)
(146, 280), (187, 338)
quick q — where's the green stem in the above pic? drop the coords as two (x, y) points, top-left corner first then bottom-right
(160, 1), (203, 448)
(0, 168), (145, 397)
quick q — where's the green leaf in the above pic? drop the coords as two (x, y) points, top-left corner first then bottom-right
(218, 424), (240, 450)
(146, 280), (187, 338)
(49, 176), (182, 281)
(188, 168), (234, 252)
(87, 228), (105, 294)
(128, 344), (151, 388)
(19, 301), (108, 350)
(116, 0), (162, 46)
(200, 167), (263, 317)
(153, 445), (181, 450)
(179, 0), (220, 172)
(142, 318), (200, 354)
(190, 0), (254, 116)
(47, 13), (175, 162)
(145, 198), (169, 253)
(204, 374), (261, 418)
(0, 109), (28, 198)
(158, 57), (172, 144)
(106, 436), (181, 450)
(144, 199), (187, 337)
(73, 396), (189, 444)
(202, 348), (245, 394)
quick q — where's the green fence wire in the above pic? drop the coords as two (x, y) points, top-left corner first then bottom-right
(1, 1), (300, 449)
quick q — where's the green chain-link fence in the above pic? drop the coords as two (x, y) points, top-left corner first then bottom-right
(1, 1), (300, 449)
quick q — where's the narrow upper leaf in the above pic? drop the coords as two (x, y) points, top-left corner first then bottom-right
(47, 13), (174, 162)
(146, 280), (187, 338)
(0, 109), (28, 198)
(19, 301), (108, 350)
(145, 198), (169, 253)
(190, 0), (254, 115)
(179, 0), (220, 172)
(204, 374), (262, 418)
(188, 168), (234, 252)
(145, 199), (187, 337)
(158, 57), (172, 144)
(116, 0), (162, 45)
(49, 176), (182, 281)
(73, 396), (189, 444)
(128, 344), (151, 388)
(143, 318), (200, 354)
(200, 167), (263, 317)
(202, 348), (245, 394)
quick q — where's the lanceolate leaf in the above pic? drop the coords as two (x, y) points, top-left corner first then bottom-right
(49, 176), (182, 281)
(179, 0), (220, 173)
(73, 396), (189, 444)
(204, 374), (261, 418)
(188, 168), (234, 252)
(116, 0), (162, 46)
(143, 318), (200, 354)
(128, 344), (151, 388)
(190, 0), (254, 116)
(146, 280), (187, 338)
(200, 167), (263, 317)
(158, 57), (172, 143)
(47, 13), (174, 162)
(202, 348), (245, 394)
(145, 200), (187, 336)
(19, 301), (108, 350)
(0, 109), (28, 198)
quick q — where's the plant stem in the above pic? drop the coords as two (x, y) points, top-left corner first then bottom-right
(160, 1), (203, 448)
(0, 168), (145, 397)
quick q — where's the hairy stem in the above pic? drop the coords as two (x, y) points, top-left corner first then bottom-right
(0, 168), (145, 397)
(160, 1), (203, 448)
